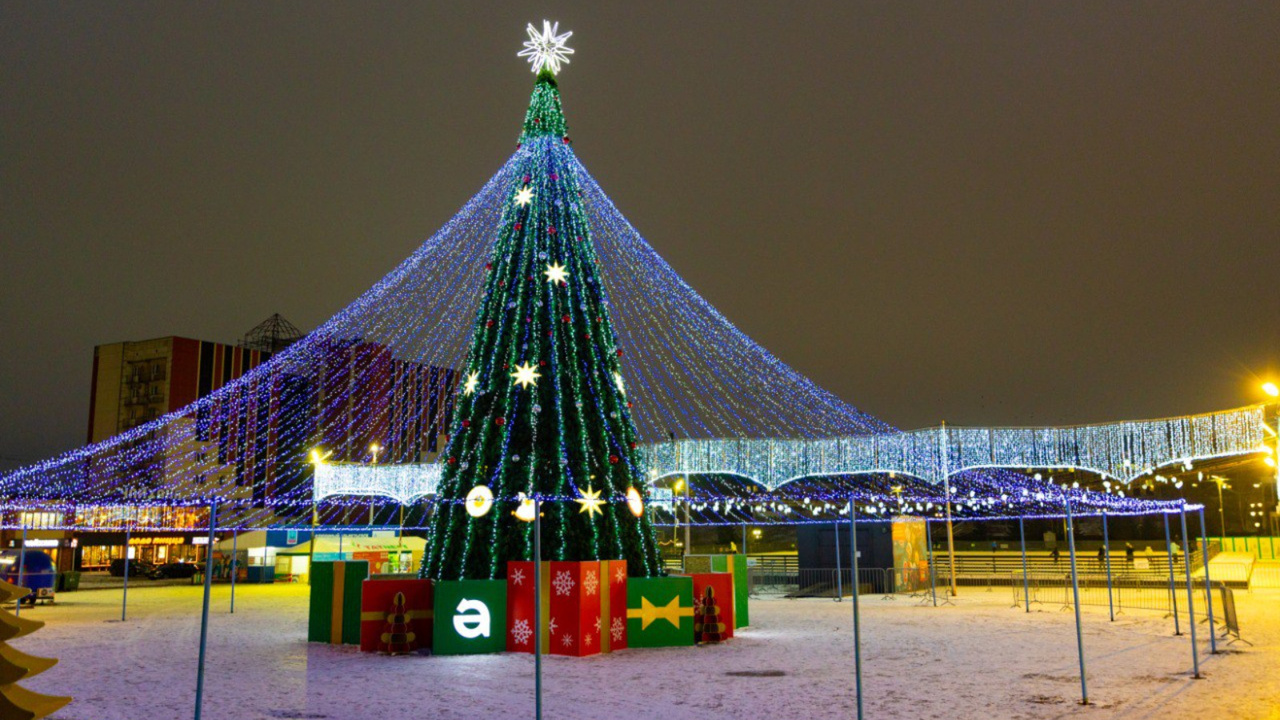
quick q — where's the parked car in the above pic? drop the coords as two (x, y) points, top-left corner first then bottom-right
(108, 558), (156, 578)
(0, 550), (57, 605)
(149, 562), (201, 580)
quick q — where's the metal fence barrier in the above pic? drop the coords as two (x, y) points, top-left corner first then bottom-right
(748, 567), (930, 600)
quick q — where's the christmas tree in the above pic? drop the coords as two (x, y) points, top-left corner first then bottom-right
(422, 22), (661, 581)
(694, 585), (726, 644)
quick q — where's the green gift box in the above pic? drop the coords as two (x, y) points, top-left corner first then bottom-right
(308, 560), (369, 644)
(626, 576), (694, 648)
(731, 554), (749, 628)
(432, 579), (507, 655)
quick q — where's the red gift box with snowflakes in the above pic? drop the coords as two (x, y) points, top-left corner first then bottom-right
(506, 559), (628, 656)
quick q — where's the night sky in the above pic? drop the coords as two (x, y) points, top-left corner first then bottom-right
(2, 3), (1278, 468)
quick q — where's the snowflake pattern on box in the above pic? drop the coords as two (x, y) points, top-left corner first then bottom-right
(510, 567), (526, 586)
(561, 633), (574, 648)
(549, 617), (558, 635)
(583, 632), (593, 647)
(610, 616), (624, 643)
(510, 618), (533, 646)
(583, 569), (599, 596)
(553, 570), (576, 596)
(614, 566), (626, 585)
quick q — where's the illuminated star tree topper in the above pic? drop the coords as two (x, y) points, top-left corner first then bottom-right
(518, 20), (574, 75)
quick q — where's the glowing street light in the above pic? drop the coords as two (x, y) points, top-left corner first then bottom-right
(1263, 382), (1279, 398)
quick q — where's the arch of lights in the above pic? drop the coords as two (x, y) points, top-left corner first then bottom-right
(306, 403), (1260, 524)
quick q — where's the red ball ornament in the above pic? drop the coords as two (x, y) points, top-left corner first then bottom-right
(547, 226), (556, 235)
(576, 236), (584, 242)
(462, 420), (471, 428)
(514, 223), (523, 231)
(523, 175), (531, 183)
(609, 454), (619, 464)
(627, 401), (633, 408)
(562, 136), (571, 144)
(484, 263), (492, 271)
(539, 360), (548, 367)
(562, 314), (570, 323)
(486, 320), (495, 328)
(495, 417), (506, 426)
(549, 173), (558, 180)
(447, 456), (457, 465)
(503, 362), (509, 369)
(629, 441), (637, 449)
(616, 350), (624, 357)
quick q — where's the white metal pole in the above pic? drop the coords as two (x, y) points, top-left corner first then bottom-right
(1197, 508), (1217, 654)
(833, 517), (843, 602)
(194, 500), (218, 720)
(1163, 513), (1181, 635)
(121, 524), (131, 622)
(229, 530), (238, 614)
(941, 422), (957, 596)
(533, 499), (542, 720)
(1064, 497), (1089, 705)
(14, 522), (27, 617)
(1179, 507), (1201, 679)
(849, 495), (863, 720)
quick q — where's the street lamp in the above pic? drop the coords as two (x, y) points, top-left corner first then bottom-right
(1209, 476), (1229, 536)
(672, 478), (683, 551)
(367, 443), (382, 526)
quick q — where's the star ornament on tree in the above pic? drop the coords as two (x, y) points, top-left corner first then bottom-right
(575, 485), (606, 516)
(462, 370), (480, 396)
(514, 185), (534, 207)
(544, 262), (568, 285)
(510, 362), (541, 389)
(518, 20), (574, 75)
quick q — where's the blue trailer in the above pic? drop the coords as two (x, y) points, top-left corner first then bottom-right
(0, 550), (57, 605)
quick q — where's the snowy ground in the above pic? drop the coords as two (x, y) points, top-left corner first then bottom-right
(16, 582), (1280, 719)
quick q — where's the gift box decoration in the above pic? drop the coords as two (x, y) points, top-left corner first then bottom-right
(731, 554), (749, 629)
(308, 560), (369, 645)
(547, 561), (601, 657)
(600, 559), (628, 653)
(506, 560), (629, 656)
(360, 578), (433, 653)
(626, 575), (694, 648)
(505, 561), (545, 653)
(432, 579), (507, 655)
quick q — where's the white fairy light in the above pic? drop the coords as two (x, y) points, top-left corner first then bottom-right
(518, 20), (574, 75)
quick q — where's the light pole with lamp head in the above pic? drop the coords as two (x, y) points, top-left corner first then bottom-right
(368, 443), (381, 526)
